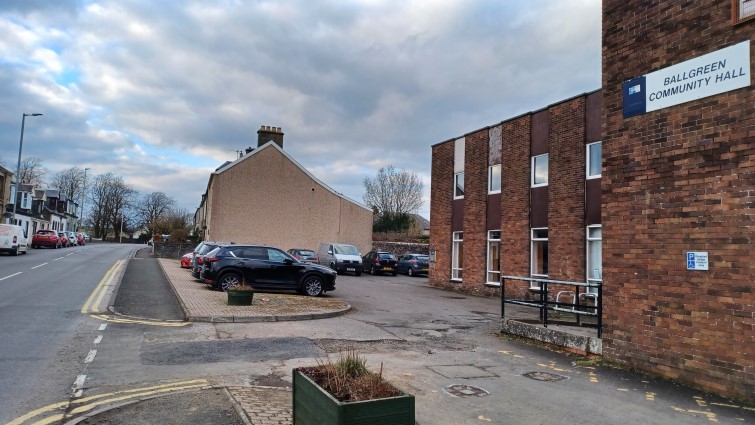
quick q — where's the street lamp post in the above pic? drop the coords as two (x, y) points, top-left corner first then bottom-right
(12, 113), (43, 224)
(79, 167), (90, 231)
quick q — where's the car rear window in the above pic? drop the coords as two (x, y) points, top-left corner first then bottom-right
(37, 230), (55, 235)
(378, 253), (395, 260)
(299, 250), (316, 257)
(416, 256), (429, 261)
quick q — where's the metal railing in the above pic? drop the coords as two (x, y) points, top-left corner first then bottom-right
(501, 275), (602, 338)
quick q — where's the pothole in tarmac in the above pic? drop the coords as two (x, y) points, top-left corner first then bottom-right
(523, 371), (569, 382)
(444, 384), (490, 398)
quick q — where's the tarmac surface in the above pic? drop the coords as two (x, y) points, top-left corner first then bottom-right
(65, 247), (755, 425)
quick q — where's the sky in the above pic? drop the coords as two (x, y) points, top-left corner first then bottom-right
(0, 0), (601, 220)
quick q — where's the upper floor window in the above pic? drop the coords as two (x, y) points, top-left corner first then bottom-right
(531, 154), (548, 187)
(454, 172), (465, 199)
(488, 164), (501, 194)
(587, 141), (602, 179)
(735, 0), (755, 21)
(21, 192), (32, 209)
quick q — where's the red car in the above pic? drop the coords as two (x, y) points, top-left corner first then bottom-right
(57, 232), (70, 247)
(180, 253), (193, 268)
(77, 233), (86, 246)
(32, 230), (60, 249)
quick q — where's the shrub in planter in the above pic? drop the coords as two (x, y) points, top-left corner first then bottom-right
(293, 350), (414, 424)
(226, 284), (254, 306)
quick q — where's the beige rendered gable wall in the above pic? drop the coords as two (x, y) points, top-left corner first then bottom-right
(206, 146), (372, 254)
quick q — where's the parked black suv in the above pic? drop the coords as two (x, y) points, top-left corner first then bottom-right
(191, 241), (233, 279)
(200, 245), (337, 296)
(362, 251), (398, 276)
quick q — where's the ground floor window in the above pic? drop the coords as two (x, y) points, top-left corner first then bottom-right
(586, 225), (602, 294)
(452, 231), (463, 281)
(530, 228), (548, 289)
(487, 230), (501, 285)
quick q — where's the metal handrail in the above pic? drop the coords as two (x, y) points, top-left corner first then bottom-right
(501, 275), (602, 338)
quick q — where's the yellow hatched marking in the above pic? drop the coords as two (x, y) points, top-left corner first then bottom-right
(671, 407), (719, 423)
(694, 396), (708, 407)
(69, 383), (208, 414)
(90, 314), (189, 327)
(7, 380), (208, 425)
(617, 388), (629, 392)
(589, 372), (598, 383)
(646, 392), (656, 401)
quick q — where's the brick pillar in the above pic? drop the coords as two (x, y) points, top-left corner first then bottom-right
(463, 128), (490, 294)
(429, 142), (454, 286)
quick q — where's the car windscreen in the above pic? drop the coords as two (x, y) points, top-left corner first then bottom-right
(333, 244), (359, 255)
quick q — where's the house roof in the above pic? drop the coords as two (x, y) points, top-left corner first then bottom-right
(411, 214), (430, 229)
(210, 141), (371, 212)
(0, 164), (12, 176)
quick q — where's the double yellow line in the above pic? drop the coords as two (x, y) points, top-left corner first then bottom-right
(81, 260), (125, 314)
(7, 379), (209, 425)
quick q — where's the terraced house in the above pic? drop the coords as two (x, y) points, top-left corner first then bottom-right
(430, 1), (753, 399)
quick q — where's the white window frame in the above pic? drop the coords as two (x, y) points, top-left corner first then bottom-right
(454, 172), (464, 199)
(586, 225), (602, 294)
(451, 231), (463, 281)
(486, 230), (501, 286)
(738, 0), (755, 19)
(20, 192), (32, 209)
(530, 228), (548, 288)
(531, 154), (549, 187)
(586, 141), (602, 179)
(488, 164), (501, 194)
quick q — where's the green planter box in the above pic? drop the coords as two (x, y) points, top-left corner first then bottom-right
(227, 290), (253, 306)
(292, 368), (415, 425)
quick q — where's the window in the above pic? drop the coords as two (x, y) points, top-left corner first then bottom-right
(451, 231), (463, 281)
(488, 165), (501, 194)
(530, 228), (548, 287)
(454, 172), (465, 199)
(531, 154), (548, 187)
(735, 0), (755, 22)
(21, 192), (32, 209)
(487, 230), (501, 285)
(586, 226), (602, 294)
(587, 142), (602, 179)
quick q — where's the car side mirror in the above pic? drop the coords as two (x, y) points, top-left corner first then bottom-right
(328, 250), (333, 255)
(284, 259), (293, 265)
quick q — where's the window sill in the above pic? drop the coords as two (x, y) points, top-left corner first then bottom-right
(485, 282), (501, 287)
(531, 183), (548, 189)
(451, 278), (463, 283)
(586, 175), (601, 180)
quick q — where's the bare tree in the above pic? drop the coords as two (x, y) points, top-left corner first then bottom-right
(50, 167), (87, 203)
(18, 157), (48, 186)
(363, 165), (423, 216)
(137, 192), (176, 236)
(88, 172), (136, 239)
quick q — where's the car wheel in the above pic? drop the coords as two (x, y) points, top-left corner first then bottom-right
(355, 270), (362, 276)
(302, 275), (324, 297)
(219, 273), (242, 292)
(370, 265), (376, 275)
(408, 268), (414, 277)
(12, 246), (19, 256)
(392, 271), (397, 276)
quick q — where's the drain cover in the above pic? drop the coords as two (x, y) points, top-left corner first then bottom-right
(523, 371), (568, 382)
(444, 384), (489, 398)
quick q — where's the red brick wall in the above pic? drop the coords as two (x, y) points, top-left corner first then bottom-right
(548, 98), (587, 282)
(602, 0), (754, 398)
(429, 142), (453, 286)
(501, 115), (533, 299)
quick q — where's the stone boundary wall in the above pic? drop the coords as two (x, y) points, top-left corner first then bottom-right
(154, 243), (195, 259)
(371, 241), (428, 255)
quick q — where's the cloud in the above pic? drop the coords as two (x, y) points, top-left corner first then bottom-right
(0, 0), (601, 218)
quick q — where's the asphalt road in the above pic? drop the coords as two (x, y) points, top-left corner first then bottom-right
(0, 243), (137, 424)
(3, 249), (753, 424)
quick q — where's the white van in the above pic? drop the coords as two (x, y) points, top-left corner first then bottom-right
(0, 224), (29, 256)
(318, 243), (363, 276)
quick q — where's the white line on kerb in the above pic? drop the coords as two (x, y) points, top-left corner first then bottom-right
(98, 324), (107, 331)
(0, 272), (22, 281)
(74, 374), (86, 390)
(30, 262), (48, 270)
(93, 335), (103, 344)
(84, 349), (97, 363)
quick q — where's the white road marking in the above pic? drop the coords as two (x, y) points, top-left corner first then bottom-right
(98, 324), (107, 331)
(93, 335), (103, 344)
(74, 389), (83, 398)
(30, 262), (48, 269)
(73, 375), (86, 390)
(66, 253), (74, 256)
(84, 349), (97, 364)
(0, 272), (22, 281)
(52, 257), (64, 261)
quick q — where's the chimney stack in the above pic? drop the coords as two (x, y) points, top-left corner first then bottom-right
(257, 125), (284, 149)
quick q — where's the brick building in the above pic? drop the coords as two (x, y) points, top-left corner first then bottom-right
(429, 91), (602, 301)
(601, 1), (753, 398)
(430, 1), (752, 399)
